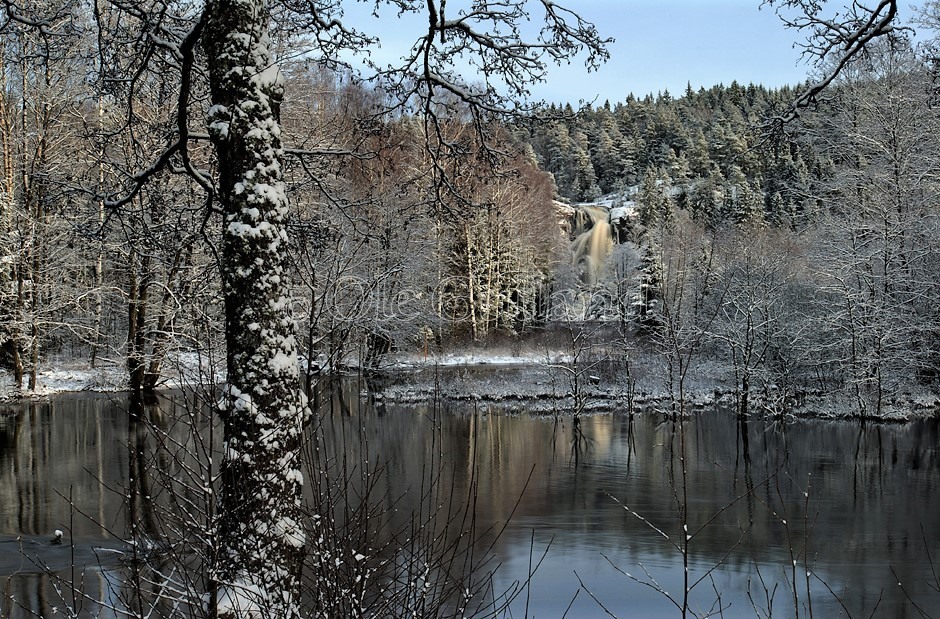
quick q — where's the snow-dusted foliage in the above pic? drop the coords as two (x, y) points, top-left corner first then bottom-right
(203, 1), (307, 617)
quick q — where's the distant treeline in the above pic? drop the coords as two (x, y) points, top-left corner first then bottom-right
(522, 81), (829, 227)
(517, 41), (940, 416)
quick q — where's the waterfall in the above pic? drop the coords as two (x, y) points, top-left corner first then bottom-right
(570, 205), (613, 287)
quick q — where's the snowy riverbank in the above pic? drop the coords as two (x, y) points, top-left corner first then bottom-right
(0, 363), (129, 398)
(369, 365), (940, 422)
(0, 347), (579, 400)
(0, 352), (227, 400)
(4, 351), (940, 422)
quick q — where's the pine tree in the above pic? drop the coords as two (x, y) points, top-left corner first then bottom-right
(637, 167), (672, 228)
(571, 128), (602, 200)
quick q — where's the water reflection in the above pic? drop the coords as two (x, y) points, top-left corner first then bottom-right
(0, 395), (127, 618)
(0, 384), (938, 618)
(0, 393), (209, 619)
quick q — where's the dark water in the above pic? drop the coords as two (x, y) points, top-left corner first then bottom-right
(1, 387), (939, 618)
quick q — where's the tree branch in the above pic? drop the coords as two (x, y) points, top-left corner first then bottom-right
(764, 0), (903, 129)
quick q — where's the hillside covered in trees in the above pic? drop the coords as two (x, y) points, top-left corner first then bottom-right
(520, 38), (940, 417)
(1, 6), (938, 420)
(525, 81), (815, 226)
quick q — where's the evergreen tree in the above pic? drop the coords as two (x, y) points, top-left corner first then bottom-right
(541, 121), (576, 197)
(637, 167), (673, 228)
(726, 165), (764, 225)
(590, 108), (628, 192)
(570, 128), (602, 200)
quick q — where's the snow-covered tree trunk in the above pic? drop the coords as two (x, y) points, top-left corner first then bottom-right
(204, 1), (307, 617)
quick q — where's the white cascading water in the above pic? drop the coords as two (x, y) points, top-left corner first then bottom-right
(570, 205), (613, 287)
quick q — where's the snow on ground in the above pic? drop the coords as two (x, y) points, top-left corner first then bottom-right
(0, 348), (575, 400)
(0, 351), (227, 400)
(571, 192), (637, 226)
(609, 202), (636, 224)
(173, 351), (227, 386)
(4, 348), (938, 421)
(385, 349), (574, 369)
(0, 364), (127, 399)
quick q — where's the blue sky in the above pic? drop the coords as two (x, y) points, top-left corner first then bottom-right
(532, 0), (811, 104)
(347, 0), (928, 106)
(525, 0), (927, 104)
(533, 0), (923, 104)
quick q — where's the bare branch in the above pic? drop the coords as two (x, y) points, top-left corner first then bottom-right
(764, 0), (904, 128)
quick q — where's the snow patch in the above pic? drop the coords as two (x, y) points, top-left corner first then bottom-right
(214, 581), (266, 618)
(386, 350), (574, 369)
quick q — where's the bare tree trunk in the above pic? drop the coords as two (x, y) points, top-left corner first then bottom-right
(91, 95), (106, 368)
(26, 59), (52, 392)
(465, 222), (479, 340)
(127, 251), (143, 392)
(144, 243), (191, 390)
(12, 270), (25, 389)
(0, 53), (18, 384)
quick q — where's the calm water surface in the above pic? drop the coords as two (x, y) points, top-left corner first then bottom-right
(1, 386), (938, 618)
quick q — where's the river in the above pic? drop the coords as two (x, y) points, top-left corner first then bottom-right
(0, 384), (938, 618)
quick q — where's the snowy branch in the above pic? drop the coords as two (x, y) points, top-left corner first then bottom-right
(764, 0), (904, 128)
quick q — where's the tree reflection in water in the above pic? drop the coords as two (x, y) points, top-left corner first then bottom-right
(0, 383), (938, 618)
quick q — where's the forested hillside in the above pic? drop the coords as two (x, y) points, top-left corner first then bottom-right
(1, 7), (938, 419)
(525, 82), (819, 225)
(522, 40), (940, 416)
